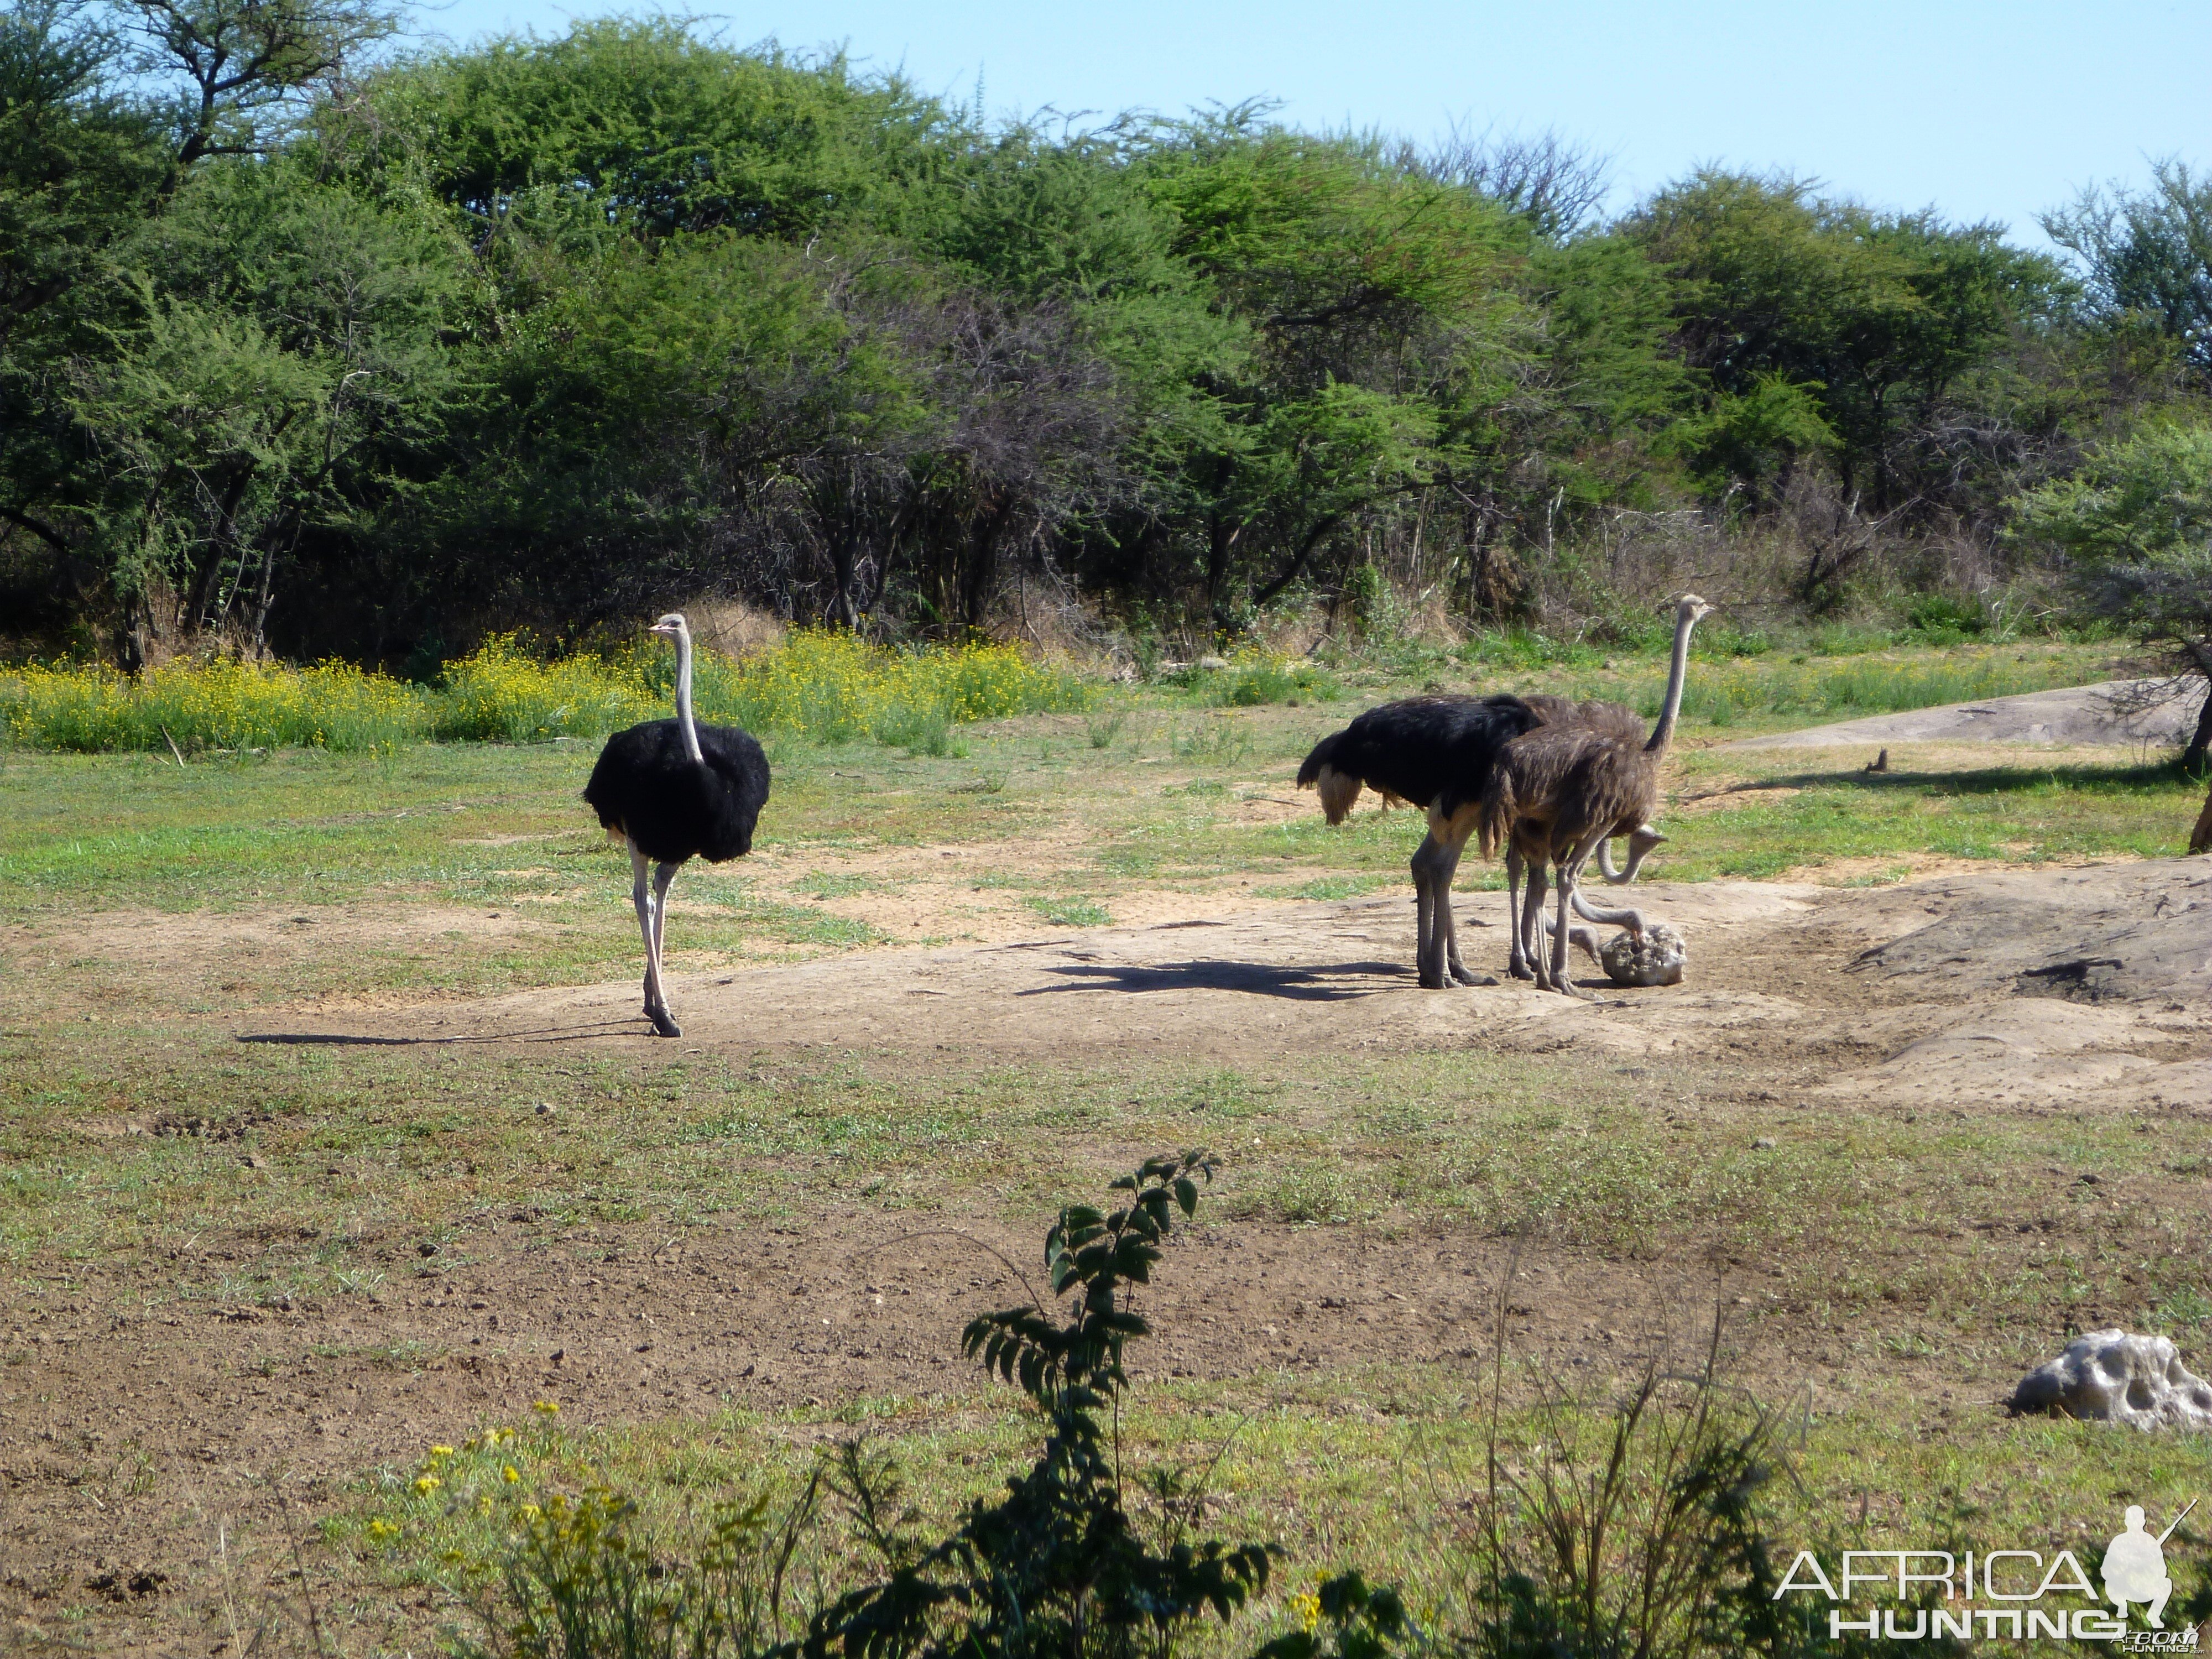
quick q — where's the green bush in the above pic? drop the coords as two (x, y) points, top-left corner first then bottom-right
(442, 1173), (1929, 1659)
(466, 1155), (1272, 1659)
(1902, 594), (1986, 640)
(1167, 656), (1342, 707)
(478, 1485), (820, 1659)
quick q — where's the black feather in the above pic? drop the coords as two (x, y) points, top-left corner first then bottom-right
(583, 719), (770, 864)
(1297, 694), (1538, 820)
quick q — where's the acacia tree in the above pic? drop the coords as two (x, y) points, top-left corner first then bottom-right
(0, 0), (164, 631)
(1627, 171), (2062, 517)
(2012, 422), (2212, 770)
(0, 0), (405, 660)
(127, 0), (394, 186)
(2044, 160), (2212, 380)
(1119, 116), (1545, 630)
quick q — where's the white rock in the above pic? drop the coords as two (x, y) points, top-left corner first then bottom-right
(2010, 1329), (2212, 1430)
(1601, 922), (1687, 987)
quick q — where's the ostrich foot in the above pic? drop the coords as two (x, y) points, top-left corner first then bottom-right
(1507, 958), (1536, 981)
(1449, 961), (1500, 987)
(645, 1005), (682, 1038)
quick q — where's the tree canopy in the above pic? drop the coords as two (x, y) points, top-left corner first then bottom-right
(1, 6), (2203, 668)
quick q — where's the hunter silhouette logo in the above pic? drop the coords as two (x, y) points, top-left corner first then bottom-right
(2105, 1501), (2194, 1630)
(1771, 1496), (2203, 1644)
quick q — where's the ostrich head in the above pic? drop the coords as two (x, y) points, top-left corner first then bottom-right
(648, 613), (690, 641)
(1675, 593), (1714, 625)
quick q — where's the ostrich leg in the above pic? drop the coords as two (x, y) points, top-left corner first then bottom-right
(651, 859), (681, 963)
(1431, 819), (1497, 987)
(1545, 827), (1613, 999)
(1505, 843), (1533, 980)
(1410, 828), (1447, 989)
(628, 843), (669, 1034)
(646, 859), (682, 1037)
(1519, 854), (1554, 990)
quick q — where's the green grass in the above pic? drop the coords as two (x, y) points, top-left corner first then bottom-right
(5, 633), (2209, 1653)
(1502, 640), (2116, 730)
(9, 1036), (2203, 1345)
(3, 644), (2193, 943)
(324, 1258), (2212, 1655)
(1025, 895), (1112, 927)
(347, 1385), (2210, 1631)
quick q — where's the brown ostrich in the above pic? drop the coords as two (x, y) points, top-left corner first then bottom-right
(1505, 695), (1665, 980)
(1481, 594), (1714, 996)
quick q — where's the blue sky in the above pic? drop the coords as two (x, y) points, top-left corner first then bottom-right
(403, 0), (2211, 244)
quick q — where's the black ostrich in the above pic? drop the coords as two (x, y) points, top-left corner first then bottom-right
(1296, 694), (1540, 989)
(583, 613), (770, 1037)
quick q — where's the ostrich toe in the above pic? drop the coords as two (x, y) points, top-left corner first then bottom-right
(646, 1005), (683, 1039)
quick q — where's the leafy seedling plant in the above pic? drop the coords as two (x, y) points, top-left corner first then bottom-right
(799, 1149), (1275, 1659)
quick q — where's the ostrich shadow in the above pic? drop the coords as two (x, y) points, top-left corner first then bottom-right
(239, 1017), (649, 1047)
(1019, 959), (1402, 1000)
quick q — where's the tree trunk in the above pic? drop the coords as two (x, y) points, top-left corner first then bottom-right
(959, 494), (1017, 631)
(2183, 677), (2212, 774)
(1465, 501), (1520, 622)
(1250, 513), (1344, 613)
(2182, 645), (2212, 774)
(2192, 778), (2212, 855)
(1204, 513), (1241, 618)
(828, 525), (860, 628)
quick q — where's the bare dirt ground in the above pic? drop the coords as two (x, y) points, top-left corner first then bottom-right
(8, 852), (2212, 1652)
(231, 858), (2212, 1105)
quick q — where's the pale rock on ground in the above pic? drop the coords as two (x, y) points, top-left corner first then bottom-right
(2010, 1330), (2212, 1429)
(1724, 677), (2207, 751)
(1601, 921), (1687, 986)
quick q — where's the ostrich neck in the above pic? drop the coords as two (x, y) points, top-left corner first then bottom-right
(673, 634), (703, 763)
(1645, 612), (1698, 755)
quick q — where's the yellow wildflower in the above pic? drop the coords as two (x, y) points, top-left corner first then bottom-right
(503, 1464), (520, 1484)
(413, 1474), (440, 1495)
